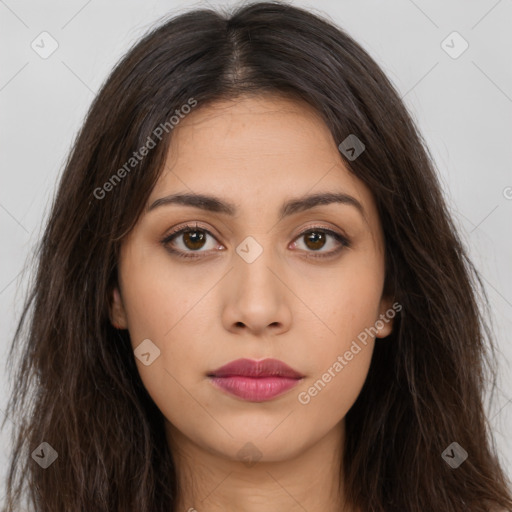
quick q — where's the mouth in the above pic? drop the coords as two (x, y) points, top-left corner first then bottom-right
(207, 358), (304, 402)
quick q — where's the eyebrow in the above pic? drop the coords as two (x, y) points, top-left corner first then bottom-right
(147, 191), (366, 221)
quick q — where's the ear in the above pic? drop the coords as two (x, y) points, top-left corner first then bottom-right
(375, 296), (397, 339)
(109, 286), (128, 329)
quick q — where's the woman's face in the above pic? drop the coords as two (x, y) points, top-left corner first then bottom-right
(110, 94), (393, 464)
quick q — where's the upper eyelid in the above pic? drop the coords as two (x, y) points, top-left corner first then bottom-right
(163, 223), (217, 241)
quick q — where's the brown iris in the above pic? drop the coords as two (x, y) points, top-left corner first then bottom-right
(303, 231), (326, 251)
(182, 230), (207, 250)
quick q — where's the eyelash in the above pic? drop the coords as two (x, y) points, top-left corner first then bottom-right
(161, 222), (351, 260)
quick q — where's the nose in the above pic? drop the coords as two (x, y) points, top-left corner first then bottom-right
(221, 243), (293, 337)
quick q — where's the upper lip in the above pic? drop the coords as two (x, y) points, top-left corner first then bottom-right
(208, 358), (304, 379)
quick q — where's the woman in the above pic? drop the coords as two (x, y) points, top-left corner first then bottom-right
(2, 2), (511, 511)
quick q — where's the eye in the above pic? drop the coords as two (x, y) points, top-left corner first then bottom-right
(161, 223), (222, 259)
(161, 223), (350, 260)
(290, 227), (350, 259)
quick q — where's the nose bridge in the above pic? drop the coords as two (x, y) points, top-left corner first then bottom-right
(234, 233), (281, 301)
(222, 233), (291, 333)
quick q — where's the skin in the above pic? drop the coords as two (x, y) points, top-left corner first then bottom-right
(110, 94), (394, 512)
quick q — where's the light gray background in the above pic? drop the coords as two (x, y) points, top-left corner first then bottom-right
(1, 0), (511, 500)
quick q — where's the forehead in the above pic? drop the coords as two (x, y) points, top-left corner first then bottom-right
(151, 94), (372, 208)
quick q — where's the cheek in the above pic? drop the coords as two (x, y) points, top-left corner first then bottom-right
(118, 250), (217, 418)
(296, 249), (385, 348)
(291, 251), (384, 414)
(120, 245), (213, 342)
(293, 274), (380, 433)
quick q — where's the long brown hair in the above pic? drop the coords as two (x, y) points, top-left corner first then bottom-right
(2, 2), (511, 510)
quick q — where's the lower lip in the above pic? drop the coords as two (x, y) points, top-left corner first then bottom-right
(209, 376), (302, 402)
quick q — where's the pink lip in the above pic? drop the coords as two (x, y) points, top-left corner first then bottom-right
(207, 358), (304, 402)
